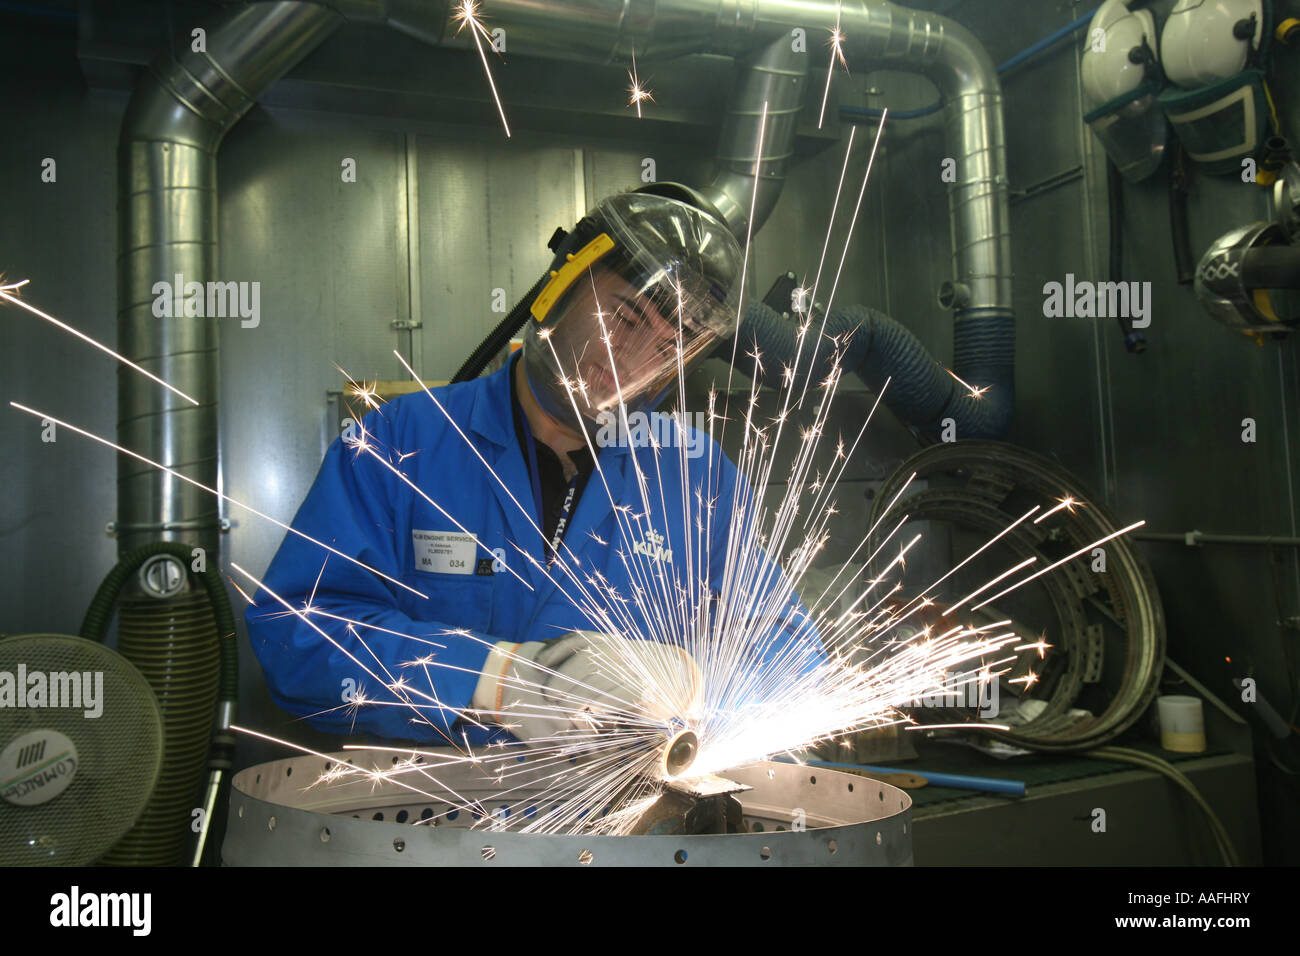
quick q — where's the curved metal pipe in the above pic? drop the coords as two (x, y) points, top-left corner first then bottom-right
(116, 3), (343, 557)
(700, 34), (807, 239)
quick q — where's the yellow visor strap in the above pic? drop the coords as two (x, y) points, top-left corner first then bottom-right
(530, 233), (616, 322)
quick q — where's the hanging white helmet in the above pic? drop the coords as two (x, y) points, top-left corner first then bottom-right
(1082, 0), (1160, 108)
(1161, 0), (1264, 88)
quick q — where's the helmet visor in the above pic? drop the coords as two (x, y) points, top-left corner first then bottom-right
(522, 192), (741, 426)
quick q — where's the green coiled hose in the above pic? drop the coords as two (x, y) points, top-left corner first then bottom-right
(79, 541), (238, 865)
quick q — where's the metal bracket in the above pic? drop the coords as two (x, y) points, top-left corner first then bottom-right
(391, 318), (424, 330)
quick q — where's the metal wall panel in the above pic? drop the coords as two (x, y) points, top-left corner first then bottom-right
(0, 88), (123, 636)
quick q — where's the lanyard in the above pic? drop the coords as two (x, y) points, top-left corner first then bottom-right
(522, 423), (579, 559)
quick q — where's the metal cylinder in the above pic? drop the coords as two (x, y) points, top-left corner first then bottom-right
(224, 750), (913, 866)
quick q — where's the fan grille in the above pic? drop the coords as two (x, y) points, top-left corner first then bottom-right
(0, 634), (163, 866)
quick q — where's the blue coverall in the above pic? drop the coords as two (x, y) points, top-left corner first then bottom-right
(247, 356), (823, 744)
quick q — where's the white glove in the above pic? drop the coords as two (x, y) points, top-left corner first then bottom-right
(471, 631), (703, 746)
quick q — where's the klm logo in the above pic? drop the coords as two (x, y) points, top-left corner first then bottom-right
(17, 739), (46, 769)
(633, 530), (673, 565)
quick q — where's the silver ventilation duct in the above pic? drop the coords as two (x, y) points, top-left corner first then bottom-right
(116, 2), (344, 558)
(117, 0), (1013, 555)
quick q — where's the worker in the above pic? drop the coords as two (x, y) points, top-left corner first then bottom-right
(246, 183), (825, 751)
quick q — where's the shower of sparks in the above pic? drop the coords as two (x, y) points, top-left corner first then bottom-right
(1, 277), (200, 406)
(817, 8), (849, 129)
(452, 0), (511, 138)
(14, 97), (1151, 838)
(626, 46), (653, 117)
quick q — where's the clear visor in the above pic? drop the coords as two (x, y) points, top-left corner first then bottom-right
(521, 259), (729, 426)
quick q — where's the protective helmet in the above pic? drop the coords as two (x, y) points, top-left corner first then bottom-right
(1080, 0), (1167, 183)
(1157, 0), (1275, 174)
(520, 184), (743, 430)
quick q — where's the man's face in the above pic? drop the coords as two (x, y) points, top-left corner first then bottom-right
(546, 266), (683, 414)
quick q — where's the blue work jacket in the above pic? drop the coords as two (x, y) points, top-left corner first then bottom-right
(247, 358), (822, 744)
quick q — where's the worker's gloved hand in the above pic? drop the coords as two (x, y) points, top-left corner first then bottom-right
(471, 631), (703, 746)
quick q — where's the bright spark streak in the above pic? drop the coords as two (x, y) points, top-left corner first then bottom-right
(817, 7), (849, 129)
(1, 281), (200, 406)
(1032, 495), (1079, 524)
(971, 520), (1146, 611)
(453, 0), (511, 137)
(626, 45), (653, 117)
(943, 365), (990, 399)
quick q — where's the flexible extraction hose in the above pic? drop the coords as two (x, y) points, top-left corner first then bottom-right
(732, 302), (1014, 441)
(451, 273), (548, 384)
(80, 541), (238, 865)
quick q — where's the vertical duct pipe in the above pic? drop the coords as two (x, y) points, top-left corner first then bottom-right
(116, 2), (343, 559)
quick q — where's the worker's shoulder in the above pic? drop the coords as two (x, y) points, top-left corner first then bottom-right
(371, 376), (489, 441)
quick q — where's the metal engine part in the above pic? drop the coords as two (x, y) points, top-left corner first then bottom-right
(223, 750), (912, 866)
(867, 440), (1165, 752)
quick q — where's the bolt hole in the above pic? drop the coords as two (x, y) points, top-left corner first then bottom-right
(759, 846), (771, 861)
(578, 849), (594, 865)
(876, 831), (882, 845)
(393, 838), (405, 853)
(396, 809), (409, 823)
(847, 782), (854, 793)
(285, 766), (292, 777)
(674, 849), (688, 864)
(237, 805), (244, 819)
(828, 840), (838, 854)
(878, 790), (884, 801)
(481, 846), (496, 861)
(767, 769), (775, 780)
(809, 775), (817, 785)
(267, 816), (277, 831)
(320, 827), (331, 843)
(372, 812), (384, 821)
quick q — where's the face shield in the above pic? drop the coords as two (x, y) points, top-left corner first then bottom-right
(520, 188), (742, 431)
(1080, 0), (1167, 183)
